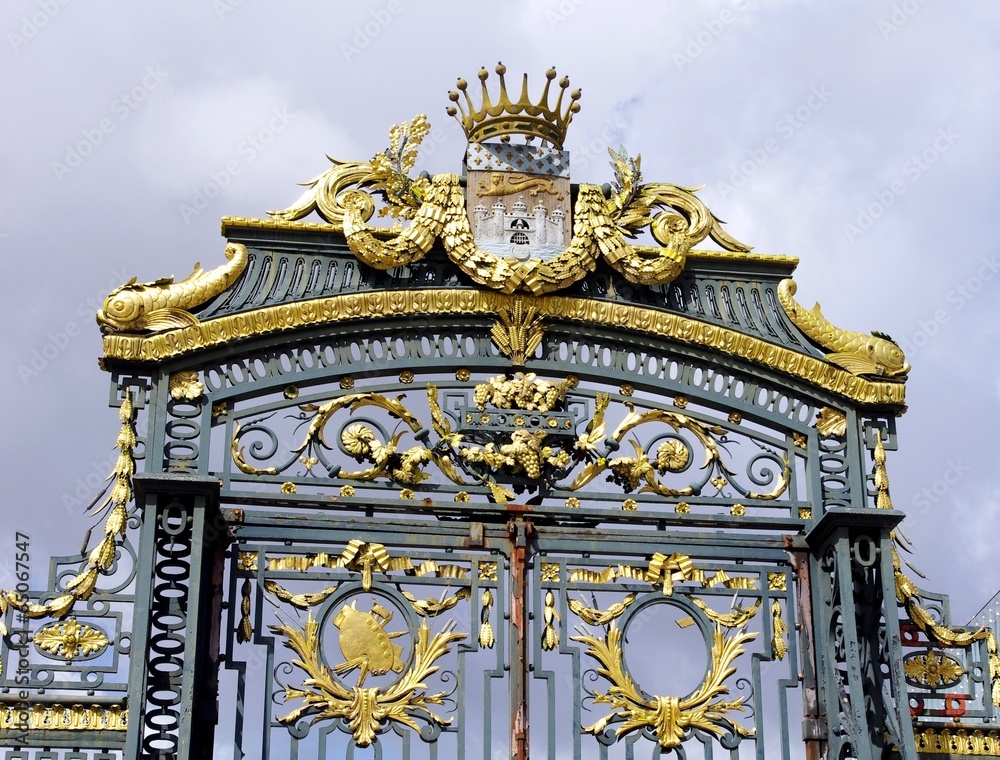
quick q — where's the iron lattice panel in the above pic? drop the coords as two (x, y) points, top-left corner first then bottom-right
(214, 511), (808, 760)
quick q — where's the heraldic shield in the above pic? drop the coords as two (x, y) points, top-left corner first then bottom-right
(466, 142), (571, 263)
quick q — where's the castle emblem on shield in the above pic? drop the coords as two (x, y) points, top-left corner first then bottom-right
(449, 64), (579, 262)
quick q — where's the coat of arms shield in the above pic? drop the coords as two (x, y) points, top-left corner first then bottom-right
(465, 142), (571, 262)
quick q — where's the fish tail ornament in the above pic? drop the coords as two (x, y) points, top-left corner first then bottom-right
(777, 278), (909, 378)
(98, 242), (249, 333)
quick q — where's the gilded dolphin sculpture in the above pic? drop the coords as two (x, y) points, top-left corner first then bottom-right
(98, 242), (248, 333)
(777, 278), (909, 378)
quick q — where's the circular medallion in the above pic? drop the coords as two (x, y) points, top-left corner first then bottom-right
(620, 597), (711, 699)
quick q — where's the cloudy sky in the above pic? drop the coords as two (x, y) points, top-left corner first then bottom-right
(1, 0), (998, 633)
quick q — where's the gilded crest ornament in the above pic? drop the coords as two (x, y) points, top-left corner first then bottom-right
(265, 65), (751, 296)
(271, 610), (464, 747)
(457, 66), (575, 264)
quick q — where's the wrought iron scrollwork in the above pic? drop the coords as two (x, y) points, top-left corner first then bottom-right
(229, 373), (795, 513)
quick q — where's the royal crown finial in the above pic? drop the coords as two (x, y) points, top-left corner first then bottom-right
(446, 63), (581, 149)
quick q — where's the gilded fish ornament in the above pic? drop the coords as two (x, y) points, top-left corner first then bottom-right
(777, 279), (909, 378)
(98, 242), (248, 333)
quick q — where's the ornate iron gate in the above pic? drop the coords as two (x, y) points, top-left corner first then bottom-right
(2, 66), (998, 760)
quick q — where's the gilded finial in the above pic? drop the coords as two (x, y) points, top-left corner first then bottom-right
(447, 63), (581, 148)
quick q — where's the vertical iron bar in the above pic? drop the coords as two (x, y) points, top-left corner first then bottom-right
(833, 534), (875, 760)
(509, 517), (530, 760)
(124, 486), (160, 760)
(879, 532), (918, 759)
(807, 508), (912, 760)
(788, 542), (822, 760)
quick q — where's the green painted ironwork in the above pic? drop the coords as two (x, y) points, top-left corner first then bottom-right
(1, 223), (991, 760)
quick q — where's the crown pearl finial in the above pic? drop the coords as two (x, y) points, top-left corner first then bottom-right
(446, 106), (457, 116)
(447, 66), (582, 149)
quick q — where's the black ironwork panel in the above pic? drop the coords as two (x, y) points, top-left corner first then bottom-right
(527, 526), (802, 759)
(125, 476), (224, 760)
(210, 509), (811, 759)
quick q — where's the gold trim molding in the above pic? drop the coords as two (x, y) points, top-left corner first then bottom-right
(686, 249), (798, 267)
(0, 703), (126, 732)
(912, 727), (1000, 756)
(221, 215), (340, 234)
(102, 289), (905, 406)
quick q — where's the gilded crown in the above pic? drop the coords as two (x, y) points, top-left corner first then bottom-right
(447, 63), (581, 149)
